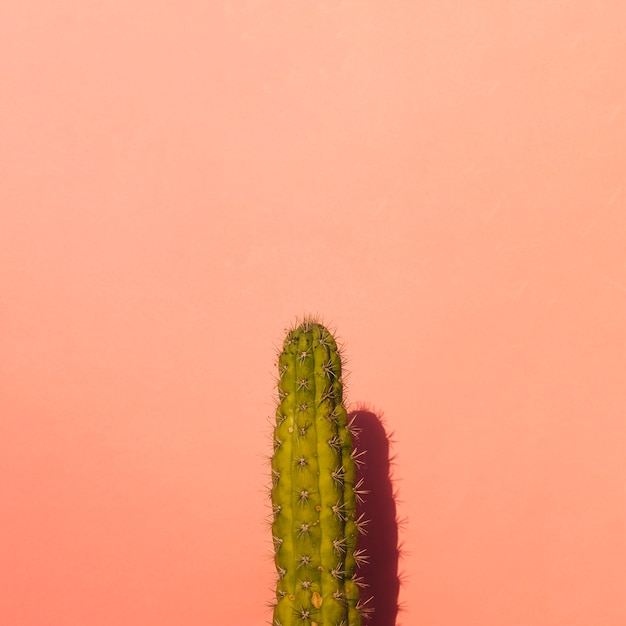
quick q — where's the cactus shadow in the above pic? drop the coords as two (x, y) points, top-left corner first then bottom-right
(350, 409), (400, 626)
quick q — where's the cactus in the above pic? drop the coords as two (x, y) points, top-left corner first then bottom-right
(269, 318), (368, 626)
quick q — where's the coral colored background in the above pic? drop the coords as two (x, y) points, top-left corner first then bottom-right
(2, 2), (626, 625)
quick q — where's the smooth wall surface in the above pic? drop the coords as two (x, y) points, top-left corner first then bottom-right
(2, 2), (625, 625)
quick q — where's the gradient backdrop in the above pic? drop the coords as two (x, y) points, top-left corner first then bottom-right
(1, 2), (625, 625)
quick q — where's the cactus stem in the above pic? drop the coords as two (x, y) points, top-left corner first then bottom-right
(270, 320), (365, 626)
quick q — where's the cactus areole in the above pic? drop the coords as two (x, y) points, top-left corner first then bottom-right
(270, 319), (367, 626)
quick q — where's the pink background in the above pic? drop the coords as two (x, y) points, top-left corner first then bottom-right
(2, 2), (625, 624)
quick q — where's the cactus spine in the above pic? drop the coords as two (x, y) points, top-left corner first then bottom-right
(270, 319), (367, 626)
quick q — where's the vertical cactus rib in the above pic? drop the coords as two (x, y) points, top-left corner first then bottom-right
(270, 318), (365, 626)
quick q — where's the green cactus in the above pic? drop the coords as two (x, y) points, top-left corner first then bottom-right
(270, 318), (369, 626)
